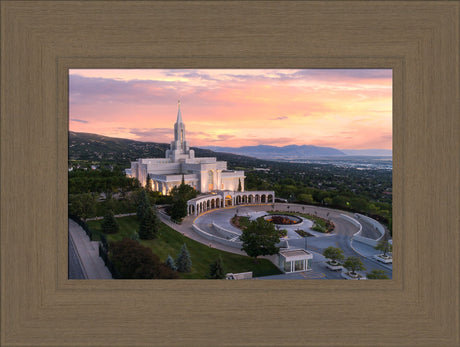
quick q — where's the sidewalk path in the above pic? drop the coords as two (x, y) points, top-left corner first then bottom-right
(158, 213), (248, 256)
(351, 239), (393, 271)
(68, 219), (112, 279)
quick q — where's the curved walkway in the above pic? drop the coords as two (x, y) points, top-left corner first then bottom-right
(160, 203), (392, 279)
(158, 214), (248, 256)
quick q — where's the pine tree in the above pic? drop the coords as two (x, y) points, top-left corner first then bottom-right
(165, 255), (177, 271)
(137, 189), (150, 220)
(238, 178), (242, 192)
(101, 210), (119, 234)
(176, 243), (192, 272)
(138, 206), (158, 240)
(100, 232), (108, 251)
(208, 256), (225, 279)
(130, 231), (140, 242)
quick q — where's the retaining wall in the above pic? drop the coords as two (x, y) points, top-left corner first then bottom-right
(211, 222), (241, 238)
(192, 224), (242, 248)
(352, 235), (379, 247)
(355, 213), (385, 240)
(347, 213), (385, 247)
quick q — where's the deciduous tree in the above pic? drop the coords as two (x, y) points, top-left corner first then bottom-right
(68, 193), (97, 221)
(343, 256), (366, 275)
(109, 238), (178, 279)
(169, 183), (197, 222)
(322, 246), (345, 264)
(240, 218), (280, 262)
(374, 239), (392, 256)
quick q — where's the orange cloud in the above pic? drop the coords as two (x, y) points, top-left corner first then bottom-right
(69, 69), (392, 150)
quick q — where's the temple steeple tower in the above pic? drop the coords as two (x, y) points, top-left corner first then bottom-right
(166, 100), (194, 162)
(174, 100), (186, 146)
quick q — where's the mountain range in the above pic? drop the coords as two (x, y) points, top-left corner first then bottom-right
(68, 131), (265, 167)
(200, 145), (391, 159)
(68, 131), (391, 168)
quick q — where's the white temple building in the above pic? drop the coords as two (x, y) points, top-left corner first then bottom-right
(126, 101), (246, 195)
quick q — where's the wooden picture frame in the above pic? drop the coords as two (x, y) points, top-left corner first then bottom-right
(1, 1), (458, 346)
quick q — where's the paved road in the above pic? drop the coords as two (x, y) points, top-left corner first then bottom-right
(182, 203), (392, 279)
(68, 219), (112, 279)
(68, 233), (87, 279)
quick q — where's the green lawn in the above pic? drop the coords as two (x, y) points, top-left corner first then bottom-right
(87, 216), (282, 279)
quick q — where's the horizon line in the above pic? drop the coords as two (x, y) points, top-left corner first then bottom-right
(69, 130), (392, 152)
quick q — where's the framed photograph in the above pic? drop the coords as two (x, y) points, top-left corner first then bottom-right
(68, 68), (393, 281)
(1, 1), (458, 346)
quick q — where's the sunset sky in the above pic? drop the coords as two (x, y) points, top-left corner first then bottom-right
(69, 69), (392, 150)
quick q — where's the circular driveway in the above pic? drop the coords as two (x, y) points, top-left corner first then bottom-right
(190, 203), (392, 279)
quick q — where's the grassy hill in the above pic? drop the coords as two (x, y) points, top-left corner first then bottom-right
(69, 131), (265, 169)
(87, 216), (282, 279)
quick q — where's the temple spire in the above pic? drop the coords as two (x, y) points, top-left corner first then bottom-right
(177, 100), (183, 124)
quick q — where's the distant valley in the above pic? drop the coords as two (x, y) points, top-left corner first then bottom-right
(200, 145), (392, 160)
(68, 132), (392, 170)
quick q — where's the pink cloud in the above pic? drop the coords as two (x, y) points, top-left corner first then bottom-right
(69, 69), (392, 150)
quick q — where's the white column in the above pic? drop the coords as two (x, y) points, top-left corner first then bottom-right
(216, 169), (222, 190)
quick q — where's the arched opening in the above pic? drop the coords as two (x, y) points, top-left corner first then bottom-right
(211, 199), (215, 209)
(255, 194), (260, 203)
(268, 194), (273, 203)
(261, 194), (266, 203)
(225, 195), (232, 207)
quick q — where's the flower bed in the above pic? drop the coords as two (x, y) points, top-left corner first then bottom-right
(294, 229), (314, 237)
(269, 210), (335, 233)
(264, 214), (302, 225)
